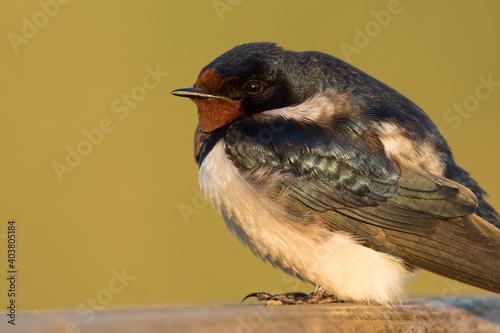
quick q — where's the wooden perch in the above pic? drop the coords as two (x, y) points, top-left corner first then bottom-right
(3, 298), (500, 333)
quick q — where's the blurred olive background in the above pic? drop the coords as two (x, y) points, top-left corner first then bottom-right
(1, 1), (499, 311)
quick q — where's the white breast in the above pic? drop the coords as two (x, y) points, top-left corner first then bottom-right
(199, 140), (413, 304)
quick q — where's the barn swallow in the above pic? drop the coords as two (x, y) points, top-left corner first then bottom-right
(171, 42), (500, 304)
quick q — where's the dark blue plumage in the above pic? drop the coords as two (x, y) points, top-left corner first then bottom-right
(172, 43), (500, 304)
(193, 42), (499, 227)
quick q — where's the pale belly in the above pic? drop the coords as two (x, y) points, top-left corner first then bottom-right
(199, 140), (413, 304)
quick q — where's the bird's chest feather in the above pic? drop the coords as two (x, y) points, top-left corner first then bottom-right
(198, 140), (410, 303)
(198, 139), (313, 271)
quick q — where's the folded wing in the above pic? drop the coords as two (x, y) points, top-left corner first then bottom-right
(225, 111), (500, 293)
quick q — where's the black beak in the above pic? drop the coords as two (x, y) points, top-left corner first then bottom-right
(171, 87), (219, 99)
(171, 87), (236, 102)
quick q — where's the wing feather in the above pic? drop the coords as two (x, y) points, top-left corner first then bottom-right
(224, 110), (500, 294)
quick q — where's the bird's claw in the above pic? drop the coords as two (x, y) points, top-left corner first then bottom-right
(241, 290), (340, 305)
(240, 292), (272, 304)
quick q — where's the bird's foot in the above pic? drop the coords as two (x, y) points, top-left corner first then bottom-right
(241, 287), (340, 305)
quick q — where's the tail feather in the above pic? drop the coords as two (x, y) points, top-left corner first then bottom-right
(385, 214), (500, 294)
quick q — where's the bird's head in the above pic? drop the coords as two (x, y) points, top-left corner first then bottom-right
(171, 42), (329, 133)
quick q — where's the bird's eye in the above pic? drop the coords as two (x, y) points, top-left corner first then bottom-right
(242, 80), (264, 95)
